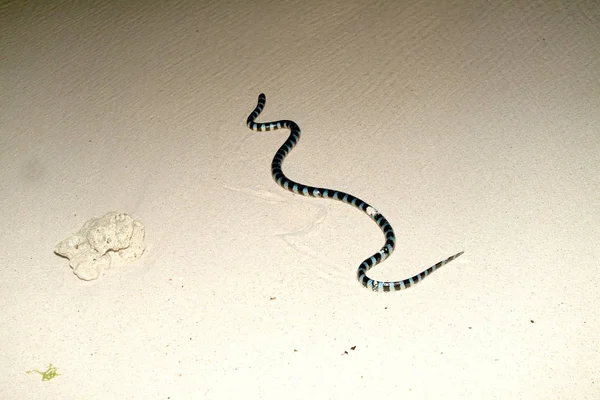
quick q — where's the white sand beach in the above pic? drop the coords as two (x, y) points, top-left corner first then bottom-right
(1, 1), (599, 398)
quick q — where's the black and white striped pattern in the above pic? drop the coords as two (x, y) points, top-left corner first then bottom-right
(246, 93), (463, 292)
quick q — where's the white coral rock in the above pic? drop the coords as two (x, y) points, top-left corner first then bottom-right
(55, 212), (146, 280)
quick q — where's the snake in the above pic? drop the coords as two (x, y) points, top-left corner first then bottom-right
(246, 93), (463, 292)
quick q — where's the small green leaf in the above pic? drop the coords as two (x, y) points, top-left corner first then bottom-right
(26, 363), (60, 381)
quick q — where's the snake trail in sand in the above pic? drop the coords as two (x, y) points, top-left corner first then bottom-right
(246, 93), (463, 292)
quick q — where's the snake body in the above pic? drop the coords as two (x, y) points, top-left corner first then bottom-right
(246, 93), (463, 292)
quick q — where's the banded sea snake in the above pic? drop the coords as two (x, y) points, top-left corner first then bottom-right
(246, 93), (463, 292)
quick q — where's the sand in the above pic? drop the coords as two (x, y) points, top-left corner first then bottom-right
(1, 1), (599, 399)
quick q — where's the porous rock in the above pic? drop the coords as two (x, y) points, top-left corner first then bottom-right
(55, 212), (146, 280)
